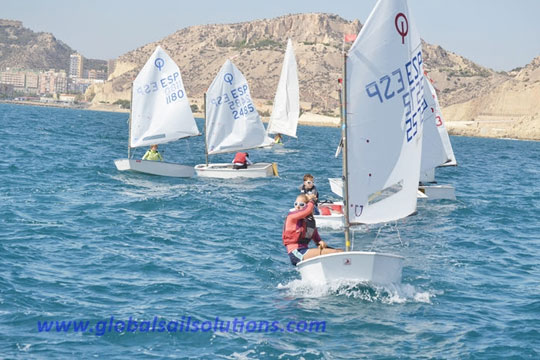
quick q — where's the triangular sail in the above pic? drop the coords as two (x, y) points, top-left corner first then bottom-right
(266, 39), (300, 138)
(420, 74), (450, 178)
(130, 46), (199, 148)
(205, 60), (270, 155)
(426, 76), (457, 166)
(346, 0), (423, 224)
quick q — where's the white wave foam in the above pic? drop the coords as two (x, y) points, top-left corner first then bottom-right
(277, 278), (434, 304)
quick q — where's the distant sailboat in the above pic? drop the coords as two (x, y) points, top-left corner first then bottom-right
(266, 39), (300, 145)
(298, 0), (424, 285)
(114, 46), (200, 177)
(418, 72), (457, 200)
(195, 60), (276, 178)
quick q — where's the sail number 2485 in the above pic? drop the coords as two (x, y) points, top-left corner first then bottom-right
(232, 103), (255, 119)
(210, 83), (256, 119)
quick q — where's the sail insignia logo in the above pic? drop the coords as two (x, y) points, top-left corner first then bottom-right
(224, 73), (234, 85)
(343, 258), (352, 266)
(394, 13), (408, 44)
(154, 58), (165, 71)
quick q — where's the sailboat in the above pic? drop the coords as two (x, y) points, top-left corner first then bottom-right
(418, 72), (457, 200)
(195, 60), (277, 178)
(297, 0), (423, 285)
(114, 46), (200, 177)
(315, 76), (453, 227)
(265, 39), (300, 146)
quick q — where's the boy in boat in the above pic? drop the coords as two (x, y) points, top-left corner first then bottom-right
(142, 144), (163, 161)
(232, 152), (252, 169)
(283, 194), (342, 266)
(299, 174), (320, 215)
(274, 133), (283, 145)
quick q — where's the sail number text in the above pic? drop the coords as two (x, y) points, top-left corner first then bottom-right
(209, 84), (256, 119)
(136, 71), (186, 105)
(364, 50), (424, 142)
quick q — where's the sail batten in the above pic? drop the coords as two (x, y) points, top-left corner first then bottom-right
(345, 0), (424, 225)
(129, 46), (199, 148)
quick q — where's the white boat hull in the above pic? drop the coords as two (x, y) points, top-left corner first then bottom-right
(418, 184), (456, 200)
(314, 213), (344, 229)
(114, 159), (195, 177)
(419, 168), (436, 183)
(195, 162), (277, 179)
(297, 251), (403, 285)
(314, 202), (344, 229)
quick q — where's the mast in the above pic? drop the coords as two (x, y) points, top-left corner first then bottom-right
(342, 52), (351, 252)
(127, 83), (133, 159)
(204, 92), (209, 166)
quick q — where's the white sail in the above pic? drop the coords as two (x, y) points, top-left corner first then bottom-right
(205, 60), (270, 155)
(130, 46), (199, 148)
(346, 0), (424, 224)
(420, 74), (450, 177)
(426, 77), (457, 166)
(266, 39), (300, 138)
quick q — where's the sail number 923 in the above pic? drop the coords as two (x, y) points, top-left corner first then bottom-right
(364, 51), (424, 142)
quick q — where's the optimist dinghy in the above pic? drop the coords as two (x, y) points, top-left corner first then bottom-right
(114, 46), (200, 177)
(195, 60), (277, 179)
(418, 72), (457, 200)
(298, 0), (425, 285)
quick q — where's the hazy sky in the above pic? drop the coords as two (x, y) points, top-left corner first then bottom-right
(3, 0), (539, 71)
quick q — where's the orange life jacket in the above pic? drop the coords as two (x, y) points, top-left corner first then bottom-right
(233, 152), (248, 164)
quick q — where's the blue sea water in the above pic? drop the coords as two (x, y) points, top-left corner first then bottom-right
(0, 103), (539, 359)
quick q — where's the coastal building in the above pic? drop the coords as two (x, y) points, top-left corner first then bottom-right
(0, 71), (25, 89)
(39, 70), (67, 95)
(0, 70), (39, 93)
(0, 67), (101, 98)
(69, 77), (103, 94)
(25, 72), (39, 94)
(59, 94), (76, 103)
(87, 69), (107, 80)
(69, 53), (84, 78)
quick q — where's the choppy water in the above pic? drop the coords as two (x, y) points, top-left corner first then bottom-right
(1, 103), (539, 359)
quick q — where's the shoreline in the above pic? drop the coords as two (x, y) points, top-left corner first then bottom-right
(2, 100), (538, 141)
(0, 99), (91, 110)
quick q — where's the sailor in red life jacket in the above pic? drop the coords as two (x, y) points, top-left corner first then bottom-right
(283, 194), (343, 266)
(232, 152), (252, 170)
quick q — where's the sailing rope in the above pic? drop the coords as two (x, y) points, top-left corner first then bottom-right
(370, 221), (404, 251)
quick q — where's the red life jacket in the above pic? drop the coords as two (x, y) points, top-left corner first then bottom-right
(233, 152), (247, 164)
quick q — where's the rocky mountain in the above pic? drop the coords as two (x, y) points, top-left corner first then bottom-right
(88, 13), (360, 115)
(421, 42), (511, 107)
(443, 56), (540, 139)
(0, 19), (73, 70)
(88, 13), (539, 140)
(0, 19), (106, 72)
(88, 13), (514, 111)
(4, 14), (534, 139)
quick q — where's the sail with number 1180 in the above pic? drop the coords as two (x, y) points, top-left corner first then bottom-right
(114, 46), (200, 177)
